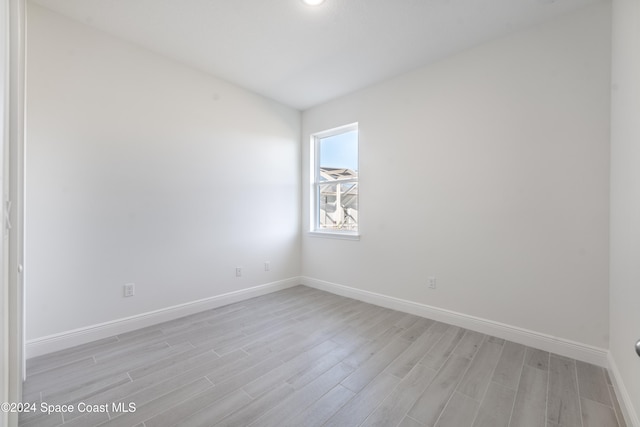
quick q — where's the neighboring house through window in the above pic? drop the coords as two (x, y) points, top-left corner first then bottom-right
(311, 123), (359, 238)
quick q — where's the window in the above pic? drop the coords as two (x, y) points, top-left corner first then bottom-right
(311, 123), (359, 237)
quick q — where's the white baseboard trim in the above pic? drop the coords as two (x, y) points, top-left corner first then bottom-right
(301, 276), (609, 367)
(607, 353), (640, 427)
(26, 277), (301, 359)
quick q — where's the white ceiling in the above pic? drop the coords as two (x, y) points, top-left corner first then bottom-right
(32, 0), (603, 110)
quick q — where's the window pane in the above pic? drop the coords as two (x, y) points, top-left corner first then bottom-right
(319, 130), (358, 175)
(318, 182), (358, 231)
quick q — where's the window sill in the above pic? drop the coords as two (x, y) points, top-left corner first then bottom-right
(308, 231), (360, 241)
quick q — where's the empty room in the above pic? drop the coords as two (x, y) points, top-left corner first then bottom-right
(1, 0), (639, 426)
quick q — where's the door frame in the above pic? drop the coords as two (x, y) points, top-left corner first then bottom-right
(2, 1), (25, 426)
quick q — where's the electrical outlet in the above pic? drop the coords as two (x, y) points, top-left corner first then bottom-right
(264, 261), (271, 271)
(427, 276), (437, 289)
(124, 283), (135, 297)
(235, 267), (242, 277)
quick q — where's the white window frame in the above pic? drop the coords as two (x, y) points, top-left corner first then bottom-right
(309, 123), (359, 240)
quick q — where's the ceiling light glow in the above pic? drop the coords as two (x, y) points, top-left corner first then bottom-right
(302, 0), (325, 6)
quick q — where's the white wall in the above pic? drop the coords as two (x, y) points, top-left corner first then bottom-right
(610, 0), (640, 423)
(25, 4), (301, 341)
(302, 3), (611, 349)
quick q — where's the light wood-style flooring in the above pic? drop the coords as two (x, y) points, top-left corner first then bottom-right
(20, 285), (627, 427)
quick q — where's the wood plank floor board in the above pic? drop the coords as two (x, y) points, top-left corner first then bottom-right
(457, 339), (504, 401)
(279, 384), (355, 427)
(23, 357), (97, 395)
(123, 348), (241, 398)
(18, 412), (64, 427)
(18, 400), (63, 427)
(30, 340), (190, 398)
(159, 302), (246, 332)
(60, 412), (109, 427)
(111, 374), (216, 416)
(361, 363), (437, 427)
(394, 313), (422, 329)
(144, 331), (307, 426)
(25, 336), (120, 376)
(385, 324), (446, 379)
(488, 336), (506, 345)
(206, 354), (284, 390)
(434, 391), (480, 427)
(524, 347), (550, 371)
(99, 377), (213, 427)
(276, 325), (352, 362)
(291, 299), (357, 324)
(16, 404), (47, 426)
(142, 380), (243, 427)
(241, 330), (302, 358)
(241, 339), (337, 398)
(90, 335), (183, 363)
(284, 345), (350, 389)
(25, 340), (170, 396)
(327, 301), (380, 327)
(206, 331), (256, 355)
(510, 365), (549, 427)
(200, 306), (277, 331)
(198, 315), (278, 344)
(360, 309), (409, 339)
(20, 286), (624, 427)
(420, 326), (467, 370)
(580, 397), (619, 427)
(472, 382), (517, 427)
(202, 304), (276, 328)
(322, 372), (401, 427)
(246, 362), (355, 427)
(492, 340), (526, 390)
(407, 354), (472, 427)
(341, 326), (402, 369)
(267, 291), (331, 317)
(214, 383), (295, 427)
(170, 326), (246, 349)
(274, 297), (334, 321)
(341, 335), (412, 392)
(293, 298), (362, 322)
(88, 340), (195, 379)
(329, 326), (369, 347)
(57, 350), (232, 424)
(429, 321), (453, 335)
(240, 314), (295, 337)
(168, 388), (253, 427)
(210, 319), (298, 355)
(453, 331), (486, 360)
(346, 306), (389, 335)
(160, 321), (226, 347)
(43, 373), (132, 407)
(127, 346), (218, 381)
(400, 317), (435, 342)
(576, 360), (613, 407)
(292, 298), (356, 323)
(546, 355), (581, 427)
(400, 416), (427, 427)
